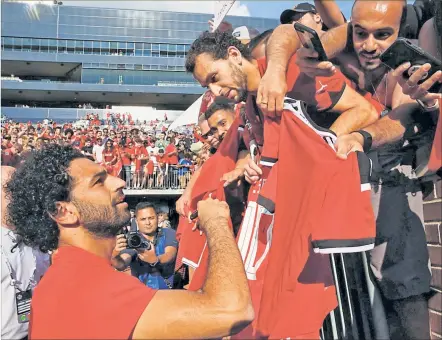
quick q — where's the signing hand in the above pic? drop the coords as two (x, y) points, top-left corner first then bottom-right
(392, 62), (442, 105)
(295, 47), (336, 78)
(197, 198), (230, 232)
(257, 65), (287, 117)
(244, 158), (262, 184)
(334, 133), (364, 160)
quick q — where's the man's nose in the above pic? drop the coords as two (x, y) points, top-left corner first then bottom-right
(363, 35), (378, 52)
(208, 83), (222, 96)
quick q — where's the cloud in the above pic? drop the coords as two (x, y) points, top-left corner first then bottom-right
(63, 1), (250, 16)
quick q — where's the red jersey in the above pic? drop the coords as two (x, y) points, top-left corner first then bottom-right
(256, 99), (375, 338)
(102, 148), (116, 163)
(165, 143), (178, 165)
(133, 146), (148, 171)
(428, 98), (441, 172)
(121, 147), (134, 166)
(30, 246), (156, 339)
(175, 119), (242, 289)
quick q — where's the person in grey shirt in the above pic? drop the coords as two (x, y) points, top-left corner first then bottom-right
(1, 166), (50, 340)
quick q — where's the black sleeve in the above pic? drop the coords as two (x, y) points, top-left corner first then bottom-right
(400, 2), (435, 39)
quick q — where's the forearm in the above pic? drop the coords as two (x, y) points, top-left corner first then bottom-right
(330, 105), (379, 136)
(158, 252), (176, 264)
(202, 217), (250, 309)
(314, 0), (346, 29)
(320, 23), (349, 59)
(266, 24), (301, 72)
(361, 103), (417, 148)
(329, 87), (380, 136)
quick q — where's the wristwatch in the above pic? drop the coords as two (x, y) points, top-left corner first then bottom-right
(354, 130), (373, 153)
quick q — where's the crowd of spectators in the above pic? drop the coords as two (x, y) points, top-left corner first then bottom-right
(1, 113), (209, 189)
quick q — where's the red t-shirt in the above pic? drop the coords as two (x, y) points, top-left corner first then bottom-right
(134, 146), (148, 171)
(165, 143), (178, 165)
(30, 246), (156, 339)
(428, 98), (441, 172)
(102, 148), (117, 163)
(121, 147), (134, 166)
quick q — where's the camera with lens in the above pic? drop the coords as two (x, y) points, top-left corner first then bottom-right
(126, 231), (151, 250)
(118, 223), (151, 250)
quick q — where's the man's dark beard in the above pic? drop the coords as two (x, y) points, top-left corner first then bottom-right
(230, 62), (248, 103)
(72, 199), (130, 238)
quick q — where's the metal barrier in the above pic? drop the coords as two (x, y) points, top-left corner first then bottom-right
(122, 165), (193, 190)
(321, 252), (389, 340)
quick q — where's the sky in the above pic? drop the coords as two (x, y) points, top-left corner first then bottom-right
(62, 1), (355, 20)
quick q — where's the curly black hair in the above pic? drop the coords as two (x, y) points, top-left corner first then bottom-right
(5, 144), (85, 253)
(185, 31), (252, 73)
(205, 96), (236, 121)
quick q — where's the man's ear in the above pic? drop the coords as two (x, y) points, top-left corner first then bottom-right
(314, 14), (322, 24)
(49, 201), (79, 226)
(227, 46), (243, 65)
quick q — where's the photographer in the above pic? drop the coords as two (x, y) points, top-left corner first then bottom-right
(111, 202), (178, 289)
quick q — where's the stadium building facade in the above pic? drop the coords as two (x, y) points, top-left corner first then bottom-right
(1, 1), (278, 122)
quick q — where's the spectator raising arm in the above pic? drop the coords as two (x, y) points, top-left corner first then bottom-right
(314, 0), (347, 29)
(132, 198), (254, 339)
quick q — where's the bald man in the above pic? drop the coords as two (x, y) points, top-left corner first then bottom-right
(1, 166), (50, 340)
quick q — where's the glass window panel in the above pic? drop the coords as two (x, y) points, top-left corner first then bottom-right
(84, 40), (92, 54)
(117, 64), (125, 69)
(117, 41), (127, 50)
(126, 64), (134, 69)
(144, 50), (152, 57)
(100, 41), (110, 55)
(135, 64), (142, 70)
(168, 44), (177, 52)
(48, 39), (58, 53)
(30, 38), (40, 52)
(58, 39), (67, 53)
(152, 51), (159, 57)
(152, 44), (160, 51)
(67, 40), (75, 48)
(99, 63), (108, 68)
(92, 41), (101, 54)
(12, 38), (22, 51)
(40, 39), (49, 52)
(109, 64), (117, 69)
(177, 45), (185, 52)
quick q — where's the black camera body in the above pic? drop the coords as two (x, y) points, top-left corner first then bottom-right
(118, 219), (152, 250)
(126, 231), (151, 250)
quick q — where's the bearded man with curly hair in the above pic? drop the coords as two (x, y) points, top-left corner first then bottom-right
(5, 144), (253, 339)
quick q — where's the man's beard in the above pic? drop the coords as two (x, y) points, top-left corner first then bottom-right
(73, 199), (131, 238)
(230, 62), (248, 102)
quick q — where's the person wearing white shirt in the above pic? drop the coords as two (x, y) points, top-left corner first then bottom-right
(92, 137), (105, 163)
(1, 166), (50, 340)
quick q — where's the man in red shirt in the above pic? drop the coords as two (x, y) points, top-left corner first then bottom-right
(5, 144), (253, 339)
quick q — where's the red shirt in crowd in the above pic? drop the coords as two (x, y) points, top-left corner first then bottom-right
(134, 146), (148, 171)
(165, 143), (178, 165)
(121, 146), (134, 166)
(30, 246), (156, 339)
(102, 148), (117, 163)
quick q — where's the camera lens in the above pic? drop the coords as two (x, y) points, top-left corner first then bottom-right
(128, 234), (141, 248)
